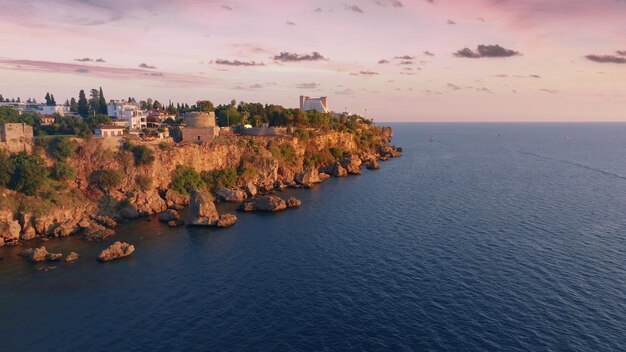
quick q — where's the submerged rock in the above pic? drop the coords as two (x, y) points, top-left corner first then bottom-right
(98, 241), (135, 262)
(187, 190), (220, 226)
(19, 246), (62, 262)
(158, 209), (180, 222)
(82, 223), (115, 241)
(216, 214), (238, 228)
(238, 196), (287, 212)
(65, 252), (80, 262)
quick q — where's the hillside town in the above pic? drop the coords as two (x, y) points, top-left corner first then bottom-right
(0, 89), (337, 152)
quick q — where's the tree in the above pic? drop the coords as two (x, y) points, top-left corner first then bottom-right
(0, 94), (4, 102)
(153, 100), (162, 110)
(70, 97), (78, 112)
(98, 87), (107, 114)
(85, 114), (112, 129)
(51, 161), (75, 181)
(196, 100), (214, 112)
(8, 152), (48, 196)
(77, 90), (89, 118)
(49, 94), (56, 106)
(89, 88), (99, 115)
(170, 165), (204, 194)
(16, 97), (21, 103)
(0, 149), (12, 187)
(47, 137), (77, 161)
(45, 92), (51, 105)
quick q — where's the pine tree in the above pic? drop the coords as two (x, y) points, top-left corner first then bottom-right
(77, 90), (89, 118)
(98, 87), (107, 114)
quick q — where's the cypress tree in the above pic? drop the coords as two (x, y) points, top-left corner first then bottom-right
(77, 90), (89, 118)
(98, 87), (107, 114)
(45, 92), (51, 105)
(50, 94), (56, 106)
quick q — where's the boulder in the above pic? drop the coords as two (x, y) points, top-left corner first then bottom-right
(19, 212), (36, 240)
(82, 223), (115, 241)
(65, 252), (80, 262)
(0, 238), (4, 247)
(327, 162), (348, 177)
(0, 211), (21, 242)
(98, 241), (135, 262)
(295, 169), (322, 185)
(158, 209), (180, 222)
(340, 154), (362, 175)
(19, 246), (62, 262)
(118, 205), (140, 219)
(215, 188), (248, 202)
(53, 220), (79, 238)
(216, 214), (238, 228)
(286, 197), (302, 208)
(167, 220), (178, 228)
(237, 196), (287, 212)
(187, 190), (220, 226)
(244, 183), (258, 197)
(274, 181), (287, 191)
(377, 145), (402, 158)
(78, 219), (91, 229)
(318, 173), (331, 182)
(92, 215), (117, 228)
(164, 189), (190, 210)
(365, 159), (380, 170)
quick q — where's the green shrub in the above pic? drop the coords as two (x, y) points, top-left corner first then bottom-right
(328, 147), (344, 159)
(131, 145), (154, 166)
(90, 169), (124, 189)
(158, 141), (171, 151)
(170, 165), (204, 194)
(51, 161), (75, 181)
(237, 163), (258, 183)
(135, 174), (152, 191)
(47, 137), (77, 161)
(201, 168), (238, 191)
(8, 152), (48, 196)
(303, 149), (334, 169)
(269, 143), (296, 163)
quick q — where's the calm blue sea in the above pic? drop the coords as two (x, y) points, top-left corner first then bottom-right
(1, 123), (625, 351)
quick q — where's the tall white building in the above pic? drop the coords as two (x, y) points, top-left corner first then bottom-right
(299, 96), (329, 113)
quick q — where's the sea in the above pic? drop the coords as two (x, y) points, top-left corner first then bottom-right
(0, 123), (625, 351)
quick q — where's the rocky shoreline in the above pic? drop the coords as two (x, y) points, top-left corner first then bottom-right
(0, 127), (402, 263)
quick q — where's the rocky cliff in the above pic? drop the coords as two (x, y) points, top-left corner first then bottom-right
(0, 125), (401, 246)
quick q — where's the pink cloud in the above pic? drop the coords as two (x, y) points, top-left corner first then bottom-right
(0, 59), (214, 85)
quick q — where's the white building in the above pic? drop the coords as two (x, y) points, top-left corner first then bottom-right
(93, 125), (125, 138)
(40, 105), (71, 116)
(107, 100), (147, 130)
(299, 96), (329, 113)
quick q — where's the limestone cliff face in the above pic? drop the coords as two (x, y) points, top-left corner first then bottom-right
(0, 126), (400, 243)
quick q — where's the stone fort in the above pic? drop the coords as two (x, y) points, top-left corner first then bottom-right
(181, 112), (219, 143)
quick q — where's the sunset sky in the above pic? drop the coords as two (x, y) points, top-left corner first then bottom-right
(0, 0), (625, 122)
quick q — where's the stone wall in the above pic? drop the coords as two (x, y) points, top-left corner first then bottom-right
(0, 123), (33, 153)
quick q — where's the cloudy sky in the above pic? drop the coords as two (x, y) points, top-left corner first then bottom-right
(0, 0), (625, 121)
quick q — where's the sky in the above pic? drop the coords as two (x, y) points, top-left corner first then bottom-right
(0, 0), (625, 122)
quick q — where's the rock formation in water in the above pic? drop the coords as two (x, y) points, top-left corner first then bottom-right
(19, 246), (62, 262)
(98, 241), (135, 262)
(187, 190), (220, 226)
